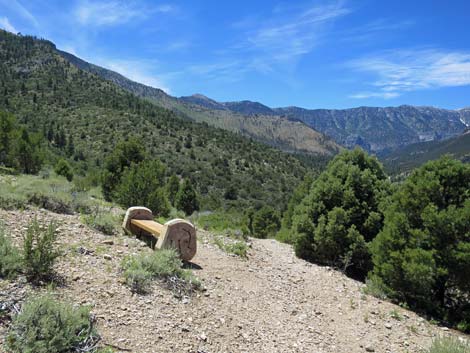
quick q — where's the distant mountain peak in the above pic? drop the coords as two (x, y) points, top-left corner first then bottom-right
(190, 93), (212, 100)
(179, 94), (226, 110)
(222, 100), (274, 116)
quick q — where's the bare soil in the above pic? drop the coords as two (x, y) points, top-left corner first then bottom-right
(0, 209), (468, 353)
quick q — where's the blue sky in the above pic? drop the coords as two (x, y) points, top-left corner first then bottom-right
(1, 0), (470, 109)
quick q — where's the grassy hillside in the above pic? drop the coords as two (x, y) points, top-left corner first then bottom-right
(0, 30), (314, 212)
(57, 51), (340, 156)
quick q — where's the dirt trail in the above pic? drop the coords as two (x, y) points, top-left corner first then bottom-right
(0, 209), (467, 353)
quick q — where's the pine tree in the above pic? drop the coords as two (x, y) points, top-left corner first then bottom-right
(292, 148), (390, 278)
(369, 157), (470, 329)
(175, 179), (199, 215)
(166, 175), (180, 206)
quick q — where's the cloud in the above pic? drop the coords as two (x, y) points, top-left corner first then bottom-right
(0, 17), (18, 33)
(340, 18), (415, 44)
(349, 48), (470, 98)
(190, 1), (349, 83)
(155, 4), (175, 13)
(97, 58), (171, 93)
(0, 0), (38, 27)
(165, 40), (191, 52)
(74, 1), (176, 26)
(241, 1), (350, 64)
(74, 0), (147, 26)
(349, 92), (400, 99)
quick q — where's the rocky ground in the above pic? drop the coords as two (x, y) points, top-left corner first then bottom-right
(0, 208), (468, 353)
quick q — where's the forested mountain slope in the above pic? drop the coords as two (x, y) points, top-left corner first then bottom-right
(382, 129), (470, 174)
(0, 30), (311, 210)
(57, 51), (340, 156)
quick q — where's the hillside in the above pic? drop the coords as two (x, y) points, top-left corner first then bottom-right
(221, 103), (466, 153)
(57, 51), (340, 156)
(0, 30), (311, 211)
(382, 129), (470, 174)
(1, 208), (466, 353)
(57, 46), (469, 156)
(458, 108), (470, 126)
(181, 98), (468, 153)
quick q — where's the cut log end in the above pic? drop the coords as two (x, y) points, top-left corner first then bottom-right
(159, 219), (197, 262)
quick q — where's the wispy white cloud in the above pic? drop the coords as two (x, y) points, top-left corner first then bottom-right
(240, 1), (350, 64)
(155, 4), (175, 13)
(340, 18), (415, 44)
(97, 58), (171, 93)
(0, 17), (18, 33)
(0, 0), (38, 27)
(349, 92), (400, 99)
(349, 48), (470, 98)
(74, 1), (176, 27)
(165, 40), (191, 52)
(74, 0), (153, 26)
(191, 1), (349, 83)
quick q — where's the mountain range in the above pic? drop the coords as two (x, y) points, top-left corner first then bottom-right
(180, 95), (470, 153)
(58, 48), (469, 155)
(58, 50), (341, 156)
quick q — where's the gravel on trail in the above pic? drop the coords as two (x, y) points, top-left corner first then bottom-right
(0, 209), (468, 353)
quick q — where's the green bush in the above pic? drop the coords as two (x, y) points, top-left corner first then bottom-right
(0, 111), (44, 175)
(175, 179), (199, 215)
(251, 206), (280, 239)
(0, 226), (22, 279)
(292, 148), (390, 278)
(121, 261), (152, 294)
(115, 159), (170, 217)
(225, 241), (248, 258)
(6, 295), (98, 353)
(102, 138), (146, 201)
(121, 249), (200, 294)
(165, 175), (180, 206)
(370, 157), (470, 328)
(83, 210), (117, 235)
(427, 337), (470, 353)
(23, 219), (60, 282)
(54, 159), (73, 182)
(276, 173), (316, 245)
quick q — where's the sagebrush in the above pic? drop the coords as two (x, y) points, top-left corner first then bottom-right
(6, 295), (100, 353)
(121, 248), (200, 295)
(23, 219), (60, 281)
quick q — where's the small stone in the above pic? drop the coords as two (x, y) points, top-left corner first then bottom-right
(384, 322), (392, 329)
(365, 345), (375, 352)
(199, 333), (207, 341)
(103, 254), (112, 260)
(101, 239), (114, 245)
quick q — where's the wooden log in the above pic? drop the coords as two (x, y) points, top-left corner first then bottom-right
(122, 207), (197, 261)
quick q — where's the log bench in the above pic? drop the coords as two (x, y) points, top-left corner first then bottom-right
(122, 207), (197, 261)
